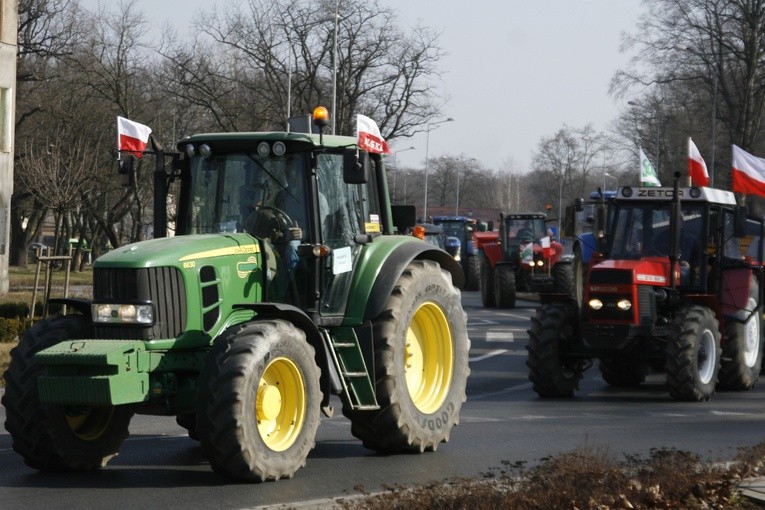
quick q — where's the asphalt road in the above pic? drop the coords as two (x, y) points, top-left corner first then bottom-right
(2, 290), (765, 509)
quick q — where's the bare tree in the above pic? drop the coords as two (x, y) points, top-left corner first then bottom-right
(160, 0), (446, 138)
(612, 0), (765, 189)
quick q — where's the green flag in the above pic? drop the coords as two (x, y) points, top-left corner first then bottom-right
(640, 147), (661, 186)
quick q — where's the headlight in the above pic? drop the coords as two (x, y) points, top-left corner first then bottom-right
(93, 303), (154, 324)
(616, 299), (632, 311)
(588, 298), (603, 310)
(536, 260), (544, 267)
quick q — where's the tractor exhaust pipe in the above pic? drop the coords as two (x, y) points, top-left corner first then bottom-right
(669, 171), (682, 289)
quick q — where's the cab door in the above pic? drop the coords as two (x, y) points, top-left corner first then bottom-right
(315, 152), (382, 318)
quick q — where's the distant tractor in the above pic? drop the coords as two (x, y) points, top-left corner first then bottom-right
(413, 223), (462, 261)
(528, 174), (765, 402)
(480, 212), (570, 308)
(2, 108), (470, 482)
(432, 216), (482, 290)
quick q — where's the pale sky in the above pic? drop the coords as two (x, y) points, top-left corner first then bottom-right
(82, 0), (645, 173)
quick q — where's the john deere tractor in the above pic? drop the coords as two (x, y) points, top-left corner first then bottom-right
(2, 108), (470, 482)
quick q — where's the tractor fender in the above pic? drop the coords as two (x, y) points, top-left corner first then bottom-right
(358, 240), (464, 324)
(232, 302), (339, 413)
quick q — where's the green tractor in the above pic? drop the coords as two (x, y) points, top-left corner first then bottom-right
(2, 108), (470, 482)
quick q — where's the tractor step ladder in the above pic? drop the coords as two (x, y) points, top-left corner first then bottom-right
(327, 330), (379, 410)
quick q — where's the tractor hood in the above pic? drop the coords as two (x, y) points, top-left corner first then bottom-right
(95, 234), (261, 269)
(590, 258), (671, 286)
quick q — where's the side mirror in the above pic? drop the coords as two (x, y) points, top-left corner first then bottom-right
(343, 148), (370, 184)
(392, 205), (417, 233)
(118, 156), (136, 187)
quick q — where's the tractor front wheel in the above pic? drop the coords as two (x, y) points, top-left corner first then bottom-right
(494, 265), (517, 309)
(480, 255), (496, 307)
(195, 320), (321, 481)
(344, 260), (469, 453)
(527, 303), (585, 397)
(718, 281), (763, 390)
(465, 254), (481, 291)
(2, 315), (133, 471)
(666, 305), (721, 401)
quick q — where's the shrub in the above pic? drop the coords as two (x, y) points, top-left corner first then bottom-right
(0, 317), (31, 343)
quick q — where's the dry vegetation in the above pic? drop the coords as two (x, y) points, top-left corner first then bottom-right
(342, 444), (765, 509)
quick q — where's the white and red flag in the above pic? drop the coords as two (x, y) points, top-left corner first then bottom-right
(732, 145), (765, 198)
(356, 114), (390, 154)
(688, 137), (709, 186)
(117, 117), (152, 158)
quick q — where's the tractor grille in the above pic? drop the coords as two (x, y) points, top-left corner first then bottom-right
(589, 268), (632, 285)
(637, 285), (656, 326)
(93, 267), (187, 340)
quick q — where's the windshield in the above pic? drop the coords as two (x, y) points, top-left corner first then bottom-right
(608, 203), (706, 260)
(187, 152), (308, 235)
(505, 217), (547, 244)
(437, 221), (467, 242)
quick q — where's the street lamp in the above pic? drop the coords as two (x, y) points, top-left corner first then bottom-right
(603, 172), (618, 190)
(423, 117), (454, 220)
(674, 44), (718, 186)
(331, 0), (339, 134)
(392, 146), (416, 203)
(455, 157), (477, 216)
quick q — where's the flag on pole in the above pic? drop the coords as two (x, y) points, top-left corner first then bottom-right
(117, 117), (152, 158)
(688, 137), (709, 186)
(639, 147), (661, 186)
(356, 114), (390, 154)
(732, 144), (765, 198)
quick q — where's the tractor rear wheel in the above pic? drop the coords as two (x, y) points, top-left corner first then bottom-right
(599, 358), (648, 387)
(527, 303), (585, 397)
(573, 245), (586, 308)
(494, 265), (517, 308)
(195, 320), (321, 481)
(344, 260), (469, 453)
(2, 315), (133, 471)
(718, 281), (763, 390)
(480, 255), (496, 307)
(666, 305), (721, 401)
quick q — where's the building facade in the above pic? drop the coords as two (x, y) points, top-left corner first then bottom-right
(0, 0), (16, 294)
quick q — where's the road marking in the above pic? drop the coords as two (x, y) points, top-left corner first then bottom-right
(469, 349), (508, 362)
(485, 330), (515, 342)
(495, 311), (534, 320)
(710, 410), (748, 416)
(467, 318), (500, 325)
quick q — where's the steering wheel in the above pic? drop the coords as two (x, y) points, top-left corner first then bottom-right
(246, 206), (294, 244)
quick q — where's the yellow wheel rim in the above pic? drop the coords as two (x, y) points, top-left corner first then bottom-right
(64, 407), (115, 441)
(405, 301), (454, 414)
(256, 357), (306, 452)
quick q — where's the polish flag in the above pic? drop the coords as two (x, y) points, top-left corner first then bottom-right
(356, 114), (390, 154)
(688, 137), (709, 186)
(732, 145), (765, 198)
(117, 117), (152, 158)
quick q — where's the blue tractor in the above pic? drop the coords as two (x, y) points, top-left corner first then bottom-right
(432, 216), (482, 290)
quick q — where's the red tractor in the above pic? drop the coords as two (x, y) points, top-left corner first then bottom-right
(480, 212), (570, 308)
(528, 174), (765, 401)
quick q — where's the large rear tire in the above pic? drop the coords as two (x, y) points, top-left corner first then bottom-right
(666, 305), (721, 401)
(718, 281), (763, 390)
(2, 315), (133, 471)
(344, 260), (469, 453)
(573, 245), (586, 308)
(195, 320), (321, 481)
(494, 265), (517, 309)
(480, 255), (496, 307)
(527, 303), (584, 397)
